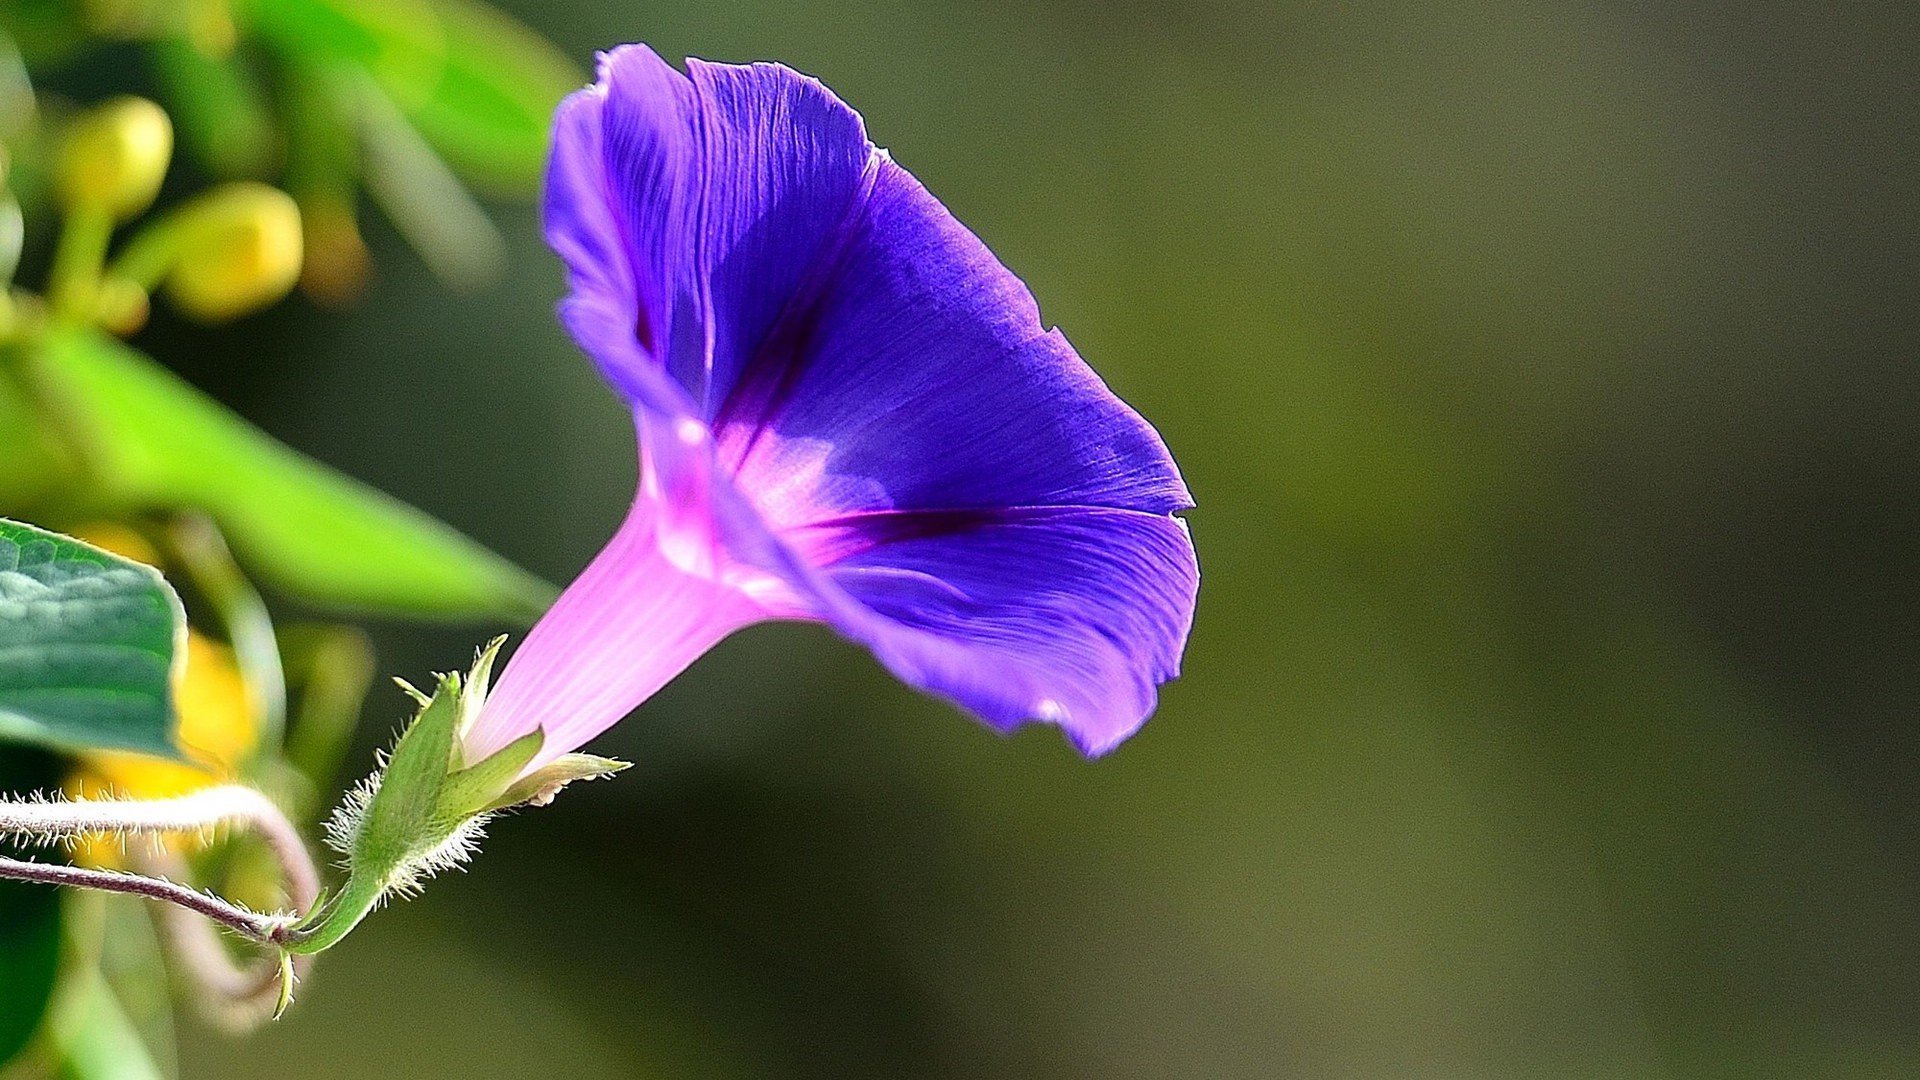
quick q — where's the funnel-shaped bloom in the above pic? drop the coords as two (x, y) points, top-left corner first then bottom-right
(466, 46), (1197, 767)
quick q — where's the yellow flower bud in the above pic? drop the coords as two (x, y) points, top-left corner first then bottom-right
(57, 96), (173, 222)
(162, 182), (304, 323)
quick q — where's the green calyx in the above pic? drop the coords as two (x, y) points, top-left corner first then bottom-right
(285, 638), (627, 955)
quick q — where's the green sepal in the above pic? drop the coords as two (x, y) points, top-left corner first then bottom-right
(349, 671), (460, 883)
(295, 640), (628, 956)
(272, 951), (296, 1020)
(436, 729), (541, 822)
(484, 753), (630, 814)
(453, 634), (504, 742)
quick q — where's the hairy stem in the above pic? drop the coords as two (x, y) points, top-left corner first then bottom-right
(0, 785), (320, 943)
(0, 855), (291, 942)
(0, 785), (319, 907)
(143, 852), (316, 1030)
(285, 868), (385, 955)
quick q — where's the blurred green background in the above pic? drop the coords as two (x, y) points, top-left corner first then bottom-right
(41, 0), (1920, 1076)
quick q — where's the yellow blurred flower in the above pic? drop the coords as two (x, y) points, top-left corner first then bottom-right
(66, 525), (260, 865)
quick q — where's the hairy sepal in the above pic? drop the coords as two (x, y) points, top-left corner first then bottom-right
(484, 754), (630, 813)
(334, 670), (463, 893)
(323, 640), (623, 912)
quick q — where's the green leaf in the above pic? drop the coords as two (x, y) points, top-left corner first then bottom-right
(34, 327), (552, 620)
(0, 0), (86, 66)
(45, 972), (166, 1080)
(0, 750), (62, 1070)
(240, 0), (445, 97)
(241, 0), (575, 192)
(0, 866), (59, 1070)
(0, 360), (65, 509)
(0, 519), (184, 758)
(356, 74), (505, 288)
(395, 0), (578, 191)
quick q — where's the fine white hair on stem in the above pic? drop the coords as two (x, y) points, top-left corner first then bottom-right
(0, 854), (295, 941)
(0, 784), (319, 914)
(0, 785), (319, 908)
(143, 851), (317, 1032)
(0, 783), (323, 1019)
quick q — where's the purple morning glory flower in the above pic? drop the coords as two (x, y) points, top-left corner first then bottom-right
(464, 45), (1197, 768)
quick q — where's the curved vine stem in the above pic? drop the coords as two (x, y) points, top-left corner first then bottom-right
(0, 784), (322, 1019)
(0, 854), (292, 941)
(142, 851), (316, 1030)
(0, 784), (319, 914)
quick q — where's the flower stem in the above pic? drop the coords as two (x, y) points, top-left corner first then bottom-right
(284, 868), (385, 955)
(47, 204), (112, 322)
(143, 851), (315, 1030)
(0, 855), (291, 943)
(0, 784), (320, 938)
(0, 785), (319, 909)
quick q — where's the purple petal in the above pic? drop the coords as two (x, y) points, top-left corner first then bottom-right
(543, 46), (696, 417)
(718, 156), (1191, 521)
(789, 507), (1199, 755)
(544, 46), (874, 418)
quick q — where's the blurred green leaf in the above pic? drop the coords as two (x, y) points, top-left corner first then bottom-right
(0, 871), (59, 1069)
(47, 972), (166, 1080)
(95, 894), (178, 1079)
(239, 0), (444, 100)
(0, 751), (61, 1071)
(355, 74), (504, 287)
(242, 0), (571, 192)
(150, 38), (277, 179)
(392, 0), (577, 191)
(36, 328), (552, 620)
(0, 367), (64, 509)
(0, 0), (86, 66)
(0, 519), (184, 759)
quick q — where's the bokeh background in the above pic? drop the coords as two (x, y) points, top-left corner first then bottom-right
(41, 0), (1920, 1076)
